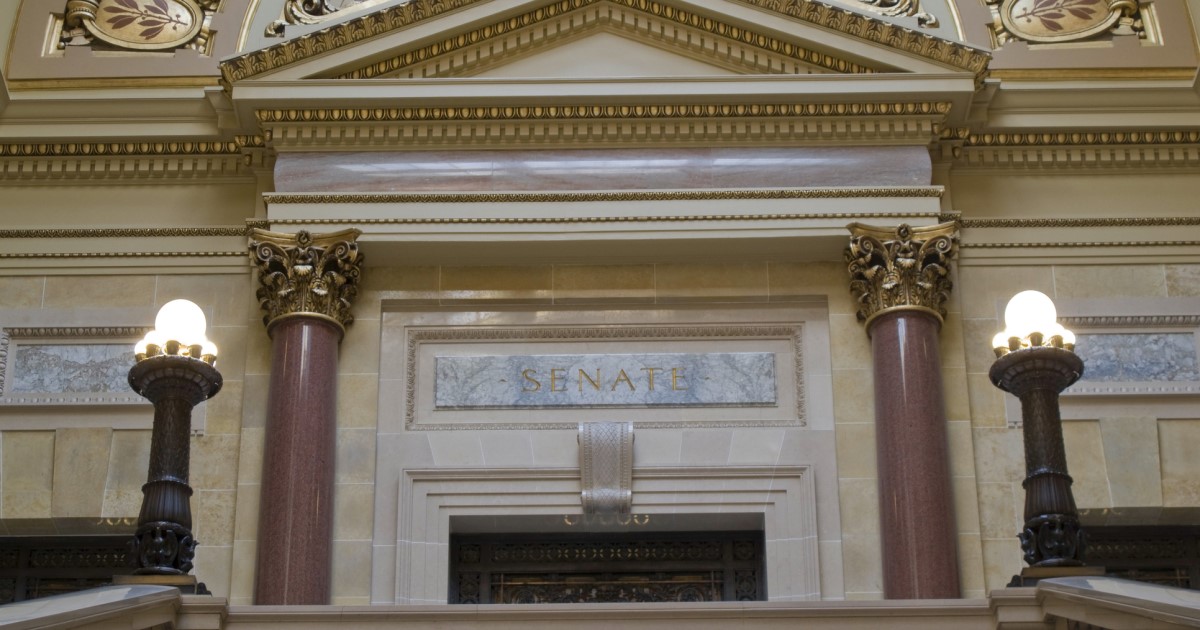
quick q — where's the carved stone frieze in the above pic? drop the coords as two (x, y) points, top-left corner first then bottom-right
(984, 0), (1142, 45)
(248, 228), (364, 332)
(579, 421), (634, 516)
(60, 0), (217, 53)
(845, 222), (959, 327)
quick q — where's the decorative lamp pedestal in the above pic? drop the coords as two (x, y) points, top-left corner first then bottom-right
(989, 345), (1102, 584)
(127, 354), (222, 578)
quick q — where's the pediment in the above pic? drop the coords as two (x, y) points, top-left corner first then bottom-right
(221, 0), (989, 84)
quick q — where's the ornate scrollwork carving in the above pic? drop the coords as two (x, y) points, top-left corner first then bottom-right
(265, 0), (390, 36)
(984, 0), (1142, 45)
(845, 222), (959, 328)
(130, 521), (197, 574)
(248, 228), (364, 333)
(61, 0), (214, 52)
(1021, 513), (1086, 567)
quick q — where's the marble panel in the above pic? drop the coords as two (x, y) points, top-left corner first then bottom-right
(1075, 333), (1199, 382)
(435, 352), (776, 409)
(9, 344), (131, 393)
(275, 147), (931, 193)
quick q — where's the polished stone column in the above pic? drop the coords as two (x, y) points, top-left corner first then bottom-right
(845, 222), (961, 599)
(248, 228), (363, 605)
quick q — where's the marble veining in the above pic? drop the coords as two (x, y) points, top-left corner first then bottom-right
(10, 344), (132, 393)
(434, 352), (776, 408)
(1076, 333), (1199, 382)
(276, 147), (931, 193)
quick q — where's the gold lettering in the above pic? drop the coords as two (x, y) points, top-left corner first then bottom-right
(579, 368), (601, 392)
(640, 367), (662, 391)
(521, 369), (541, 392)
(671, 367), (688, 390)
(612, 368), (635, 391)
(550, 368), (567, 392)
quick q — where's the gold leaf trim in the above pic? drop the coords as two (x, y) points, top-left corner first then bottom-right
(0, 142), (241, 157)
(958, 131), (1200, 147)
(956, 217), (1200, 228)
(256, 102), (952, 124)
(263, 188), (943, 205)
(1059, 315), (1200, 328)
(3, 326), (151, 338)
(962, 241), (1200, 248)
(249, 228), (364, 329)
(845, 221), (959, 326)
(732, 0), (989, 75)
(221, 0), (987, 84)
(0, 251), (246, 259)
(0, 227), (252, 238)
(337, 0), (880, 79)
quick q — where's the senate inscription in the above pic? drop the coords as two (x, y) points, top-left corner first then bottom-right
(435, 353), (776, 409)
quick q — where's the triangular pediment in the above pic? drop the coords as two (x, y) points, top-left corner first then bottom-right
(222, 0), (989, 84)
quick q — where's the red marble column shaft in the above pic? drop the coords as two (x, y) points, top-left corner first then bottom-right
(868, 309), (960, 599)
(254, 316), (341, 605)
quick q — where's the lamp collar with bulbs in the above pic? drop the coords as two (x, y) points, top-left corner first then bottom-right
(991, 290), (1077, 358)
(135, 299), (218, 366)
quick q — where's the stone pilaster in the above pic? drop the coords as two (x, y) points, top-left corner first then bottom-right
(845, 221), (961, 599)
(248, 228), (363, 605)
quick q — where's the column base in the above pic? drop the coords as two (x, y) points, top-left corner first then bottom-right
(113, 574), (210, 595)
(1007, 566), (1106, 587)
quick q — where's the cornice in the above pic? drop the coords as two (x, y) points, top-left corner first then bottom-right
(0, 142), (240, 157)
(257, 101), (951, 123)
(958, 131), (1200, 147)
(0, 141), (252, 182)
(3, 326), (151, 338)
(256, 101), (952, 147)
(219, 0), (988, 85)
(336, 0), (880, 80)
(942, 128), (1200, 170)
(263, 187), (944, 205)
(730, 0), (988, 77)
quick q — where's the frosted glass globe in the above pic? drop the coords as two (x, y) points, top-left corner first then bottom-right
(991, 331), (1012, 350)
(1003, 290), (1057, 338)
(154, 299), (208, 345)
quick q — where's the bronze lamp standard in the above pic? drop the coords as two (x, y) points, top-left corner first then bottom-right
(125, 299), (222, 582)
(989, 291), (1099, 584)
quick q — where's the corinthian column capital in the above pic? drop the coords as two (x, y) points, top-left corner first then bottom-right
(248, 228), (364, 335)
(844, 221), (959, 329)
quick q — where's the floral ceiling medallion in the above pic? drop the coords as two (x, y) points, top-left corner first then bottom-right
(63, 0), (208, 50)
(988, 0), (1141, 44)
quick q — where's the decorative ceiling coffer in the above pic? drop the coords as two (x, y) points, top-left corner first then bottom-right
(578, 422), (634, 516)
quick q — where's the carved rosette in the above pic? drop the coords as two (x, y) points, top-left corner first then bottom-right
(845, 222), (959, 329)
(249, 229), (364, 334)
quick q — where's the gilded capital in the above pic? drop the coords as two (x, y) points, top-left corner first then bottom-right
(249, 228), (364, 333)
(845, 222), (959, 329)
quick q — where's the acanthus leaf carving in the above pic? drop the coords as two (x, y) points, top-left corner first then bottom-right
(845, 222), (959, 327)
(248, 228), (364, 332)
